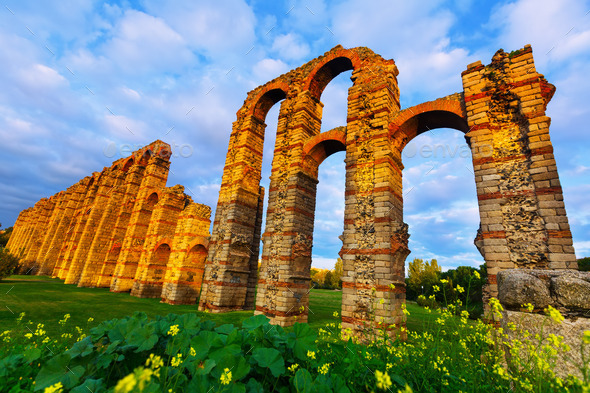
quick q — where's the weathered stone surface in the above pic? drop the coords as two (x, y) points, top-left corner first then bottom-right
(498, 269), (590, 315)
(497, 270), (552, 308)
(552, 274), (590, 309)
(8, 141), (211, 305)
(501, 310), (590, 379)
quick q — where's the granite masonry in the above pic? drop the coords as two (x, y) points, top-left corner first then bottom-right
(6, 141), (211, 305)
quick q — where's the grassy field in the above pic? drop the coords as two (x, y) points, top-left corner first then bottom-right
(0, 275), (437, 336)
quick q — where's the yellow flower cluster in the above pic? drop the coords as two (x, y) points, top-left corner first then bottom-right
(318, 362), (331, 375)
(307, 350), (316, 360)
(58, 314), (70, 326)
(544, 305), (564, 324)
(43, 382), (63, 393)
(171, 353), (182, 367)
(288, 363), (299, 373)
(167, 324), (180, 337)
(374, 370), (392, 390)
(220, 368), (232, 385)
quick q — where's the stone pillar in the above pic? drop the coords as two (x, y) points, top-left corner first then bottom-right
(36, 190), (70, 275)
(6, 208), (32, 255)
(255, 91), (323, 326)
(462, 45), (577, 303)
(130, 186), (185, 298)
(49, 178), (91, 278)
(110, 152), (170, 292)
(20, 197), (56, 273)
(161, 203), (212, 305)
(65, 167), (119, 285)
(57, 173), (100, 280)
(77, 168), (127, 287)
(340, 61), (405, 339)
(96, 162), (146, 287)
(199, 108), (270, 312)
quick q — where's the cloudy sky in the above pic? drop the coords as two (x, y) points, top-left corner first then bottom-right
(1, 0), (589, 271)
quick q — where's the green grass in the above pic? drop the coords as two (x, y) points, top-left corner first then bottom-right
(0, 275), (435, 336)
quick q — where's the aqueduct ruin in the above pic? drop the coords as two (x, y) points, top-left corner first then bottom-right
(198, 45), (577, 338)
(8, 45), (579, 339)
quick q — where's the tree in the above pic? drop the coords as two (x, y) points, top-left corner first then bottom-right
(331, 258), (343, 289)
(578, 257), (590, 271)
(0, 226), (13, 248)
(407, 258), (441, 299)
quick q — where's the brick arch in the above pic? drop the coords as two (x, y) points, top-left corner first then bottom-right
(389, 96), (468, 149)
(303, 49), (361, 100)
(154, 238), (173, 252)
(122, 157), (134, 172)
(245, 81), (289, 121)
(301, 128), (347, 176)
(186, 236), (209, 254)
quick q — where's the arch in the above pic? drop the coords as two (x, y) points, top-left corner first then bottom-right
(246, 82), (289, 121)
(304, 49), (361, 100)
(187, 236), (209, 253)
(302, 128), (347, 177)
(122, 157), (134, 172)
(154, 238), (174, 252)
(389, 97), (468, 149)
(146, 192), (159, 207)
(138, 150), (152, 166)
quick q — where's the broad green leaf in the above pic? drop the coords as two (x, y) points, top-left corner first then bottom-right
(70, 378), (104, 393)
(67, 336), (94, 358)
(242, 314), (270, 330)
(34, 354), (84, 391)
(215, 323), (235, 335)
(23, 347), (41, 363)
(292, 368), (313, 393)
(245, 378), (264, 393)
(252, 347), (285, 377)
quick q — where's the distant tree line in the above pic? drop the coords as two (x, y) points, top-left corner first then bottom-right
(310, 258), (343, 290)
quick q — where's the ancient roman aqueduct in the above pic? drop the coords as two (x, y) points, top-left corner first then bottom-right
(7, 45), (580, 338)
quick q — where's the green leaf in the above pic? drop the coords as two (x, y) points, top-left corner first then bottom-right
(23, 347), (41, 363)
(242, 314), (270, 330)
(70, 378), (104, 393)
(192, 359), (216, 376)
(252, 347), (285, 378)
(245, 378), (264, 393)
(292, 323), (317, 360)
(68, 336), (94, 358)
(34, 354), (84, 391)
(215, 323), (235, 335)
(292, 368), (313, 393)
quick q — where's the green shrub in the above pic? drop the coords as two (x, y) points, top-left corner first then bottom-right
(0, 247), (19, 281)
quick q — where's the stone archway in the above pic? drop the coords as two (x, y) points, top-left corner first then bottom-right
(201, 45), (577, 339)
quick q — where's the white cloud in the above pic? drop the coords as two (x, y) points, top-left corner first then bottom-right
(252, 58), (289, 82)
(102, 10), (194, 74)
(271, 33), (310, 60)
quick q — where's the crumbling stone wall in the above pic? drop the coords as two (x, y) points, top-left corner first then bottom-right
(7, 141), (211, 305)
(202, 44), (576, 339)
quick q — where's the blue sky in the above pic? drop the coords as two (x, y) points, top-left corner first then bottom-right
(1, 0), (589, 271)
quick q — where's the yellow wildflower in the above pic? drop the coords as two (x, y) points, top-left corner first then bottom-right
(87, 317), (94, 323)
(473, 271), (480, 280)
(307, 350), (316, 360)
(401, 304), (410, 316)
(171, 354), (182, 367)
(545, 305), (564, 323)
(379, 298), (385, 305)
(43, 382), (63, 393)
(583, 330), (590, 345)
(456, 285), (464, 294)
(114, 373), (136, 393)
(220, 368), (232, 385)
(58, 314), (70, 326)
(440, 279), (448, 285)
(167, 324), (180, 337)
(375, 370), (392, 390)
(389, 283), (396, 290)
(145, 353), (164, 369)
(333, 311), (339, 318)
(521, 303), (534, 312)
(25, 333), (33, 339)
(190, 347), (196, 357)
(318, 363), (330, 375)
(433, 285), (440, 292)
(288, 363), (299, 373)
